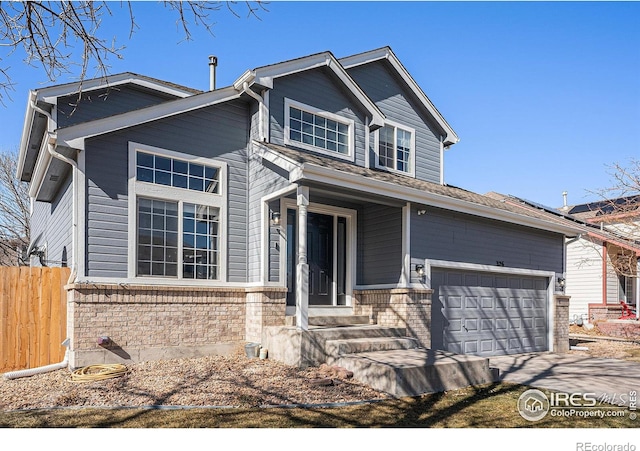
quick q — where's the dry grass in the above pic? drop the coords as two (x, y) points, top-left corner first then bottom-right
(0, 382), (635, 428)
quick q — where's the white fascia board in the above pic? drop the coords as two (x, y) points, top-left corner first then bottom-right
(293, 163), (583, 236)
(16, 91), (38, 179)
(240, 53), (385, 130)
(37, 73), (194, 103)
(57, 86), (242, 150)
(341, 47), (459, 146)
(28, 136), (52, 198)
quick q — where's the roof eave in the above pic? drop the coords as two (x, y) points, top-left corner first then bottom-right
(16, 91), (38, 180)
(237, 52), (386, 131)
(270, 155), (582, 237)
(56, 86), (242, 150)
(340, 47), (459, 146)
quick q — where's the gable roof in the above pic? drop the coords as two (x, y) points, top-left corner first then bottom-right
(17, 72), (202, 180)
(34, 72), (201, 103)
(340, 47), (459, 147)
(233, 50), (386, 130)
(255, 141), (582, 237)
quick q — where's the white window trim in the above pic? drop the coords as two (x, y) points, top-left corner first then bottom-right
(372, 120), (416, 177)
(284, 98), (355, 162)
(127, 142), (228, 284)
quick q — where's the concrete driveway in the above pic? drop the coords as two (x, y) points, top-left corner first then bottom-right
(489, 353), (640, 406)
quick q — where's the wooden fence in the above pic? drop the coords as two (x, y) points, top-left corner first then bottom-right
(0, 266), (70, 372)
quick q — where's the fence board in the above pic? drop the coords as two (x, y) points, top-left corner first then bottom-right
(0, 267), (70, 372)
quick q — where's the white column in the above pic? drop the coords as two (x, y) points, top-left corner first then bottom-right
(400, 202), (411, 287)
(296, 186), (310, 330)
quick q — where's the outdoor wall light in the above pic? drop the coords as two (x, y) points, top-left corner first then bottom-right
(557, 277), (566, 288)
(415, 264), (425, 277)
(417, 209), (427, 216)
(271, 211), (281, 227)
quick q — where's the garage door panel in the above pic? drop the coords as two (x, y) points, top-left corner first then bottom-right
(464, 341), (479, 354)
(481, 319), (493, 331)
(480, 339), (493, 352)
(433, 269), (549, 357)
(448, 319), (462, 332)
(481, 297), (493, 308)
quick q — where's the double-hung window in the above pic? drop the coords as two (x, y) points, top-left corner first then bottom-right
(128, 143), (226, 281)
(284, 98), (354, 160)
(373, 121), (416, 176)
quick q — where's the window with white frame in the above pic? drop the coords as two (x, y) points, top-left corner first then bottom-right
(374, 122), (415, 176)
(285, 98), (354, 159)
(129, 143), (226, 281)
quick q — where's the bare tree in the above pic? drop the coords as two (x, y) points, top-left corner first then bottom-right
(0, 1), (268, 104)
(0, 148), (29, 265)
(587, 158), (640, 280)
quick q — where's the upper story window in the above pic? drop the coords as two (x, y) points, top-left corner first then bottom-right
(136, 151), (219, 194)
(373, 121), (416, 177)
(128, 143), (227, 282)
(284, 98), (354, 160)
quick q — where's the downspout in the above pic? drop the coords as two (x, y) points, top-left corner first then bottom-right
(31, 101), (78, 285)
(242, 82), (265, 142)
(3, 349), (69, 380)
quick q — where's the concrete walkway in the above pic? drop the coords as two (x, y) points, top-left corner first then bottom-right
(489, 353), (640, 406)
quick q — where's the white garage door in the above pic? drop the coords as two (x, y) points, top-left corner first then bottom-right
(431, 269), (549, 356)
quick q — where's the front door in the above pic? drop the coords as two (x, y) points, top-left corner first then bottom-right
(308, 212), (333, 305)
(286, 209), (348, 307)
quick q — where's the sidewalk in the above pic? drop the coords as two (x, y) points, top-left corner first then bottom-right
(489, 352), (640, 406)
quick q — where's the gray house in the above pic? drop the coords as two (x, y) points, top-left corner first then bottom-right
(17, 47), (580, 374)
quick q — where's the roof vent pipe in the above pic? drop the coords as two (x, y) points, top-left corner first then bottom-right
(562, 191), (568, 209)
(209, 55), (218, 91)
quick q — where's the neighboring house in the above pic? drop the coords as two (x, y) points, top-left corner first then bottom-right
(561, 196), (640, 322)
(486, 193), (640, 323)
(17, 47), (582, 368)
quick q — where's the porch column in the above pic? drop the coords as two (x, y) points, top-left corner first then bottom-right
(296, 186), (310, 331)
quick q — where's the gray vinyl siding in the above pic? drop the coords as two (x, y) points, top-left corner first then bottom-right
(30, 173), (73, 267)
(84, 99), (250, 281)
(347, 60), (442, 184)
(411, 207), (564, 274)
(268, 67), (369, 166)
(357, 204), (403, 285)
(247, 152), (290, 283)
(58, 85), (177, 128)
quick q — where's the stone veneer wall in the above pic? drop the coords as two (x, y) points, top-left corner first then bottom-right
(353, 288), (433, 348)
(554, 295), (570, 353)
(66, 283), (286, 368)
(245, 287), (288, 344)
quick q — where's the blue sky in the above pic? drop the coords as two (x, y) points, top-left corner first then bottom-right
(1, 1), (638, 209)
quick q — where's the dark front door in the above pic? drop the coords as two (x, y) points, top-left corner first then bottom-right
(286, 210), (336, 306)
(307, 212), (333, 305)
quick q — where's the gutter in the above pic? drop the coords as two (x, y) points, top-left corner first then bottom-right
(241, 82), (266, 142)
(16, 91), (38, 179)
(291, 162), (582, 236)
(29, 102), (79, 285)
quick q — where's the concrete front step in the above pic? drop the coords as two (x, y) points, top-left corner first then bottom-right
(335, 348), (497, 397)
(325, 336), (419, 363)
